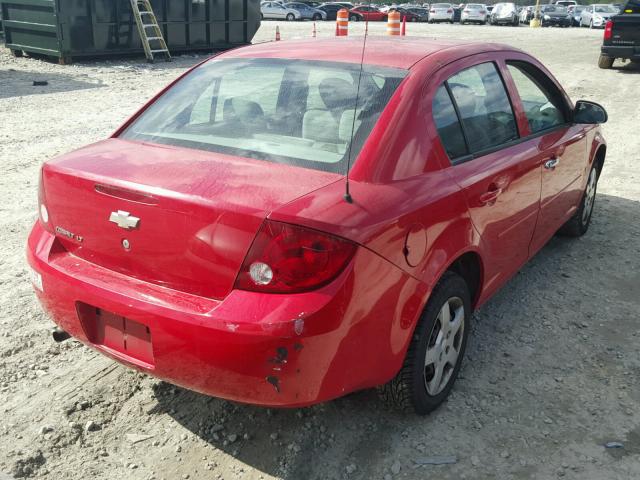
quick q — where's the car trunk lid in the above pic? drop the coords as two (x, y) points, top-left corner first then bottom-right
(42, 139), (341, 299)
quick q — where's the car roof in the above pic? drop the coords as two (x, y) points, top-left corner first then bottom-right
(217, 37), (515, 70)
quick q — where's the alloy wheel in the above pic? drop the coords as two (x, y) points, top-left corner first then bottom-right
(424, 297), (465, 396)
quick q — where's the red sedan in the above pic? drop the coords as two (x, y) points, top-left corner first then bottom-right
(27, 38), (607, 414)
(349, 5), (387, 21)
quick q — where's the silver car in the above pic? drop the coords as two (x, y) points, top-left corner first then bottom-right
(461, 3), (488, 24)
(261, 1), (302, 20)
(284, 2), (327, 20)
(429, 3), (455, 22)
(580, 4), (619, 28)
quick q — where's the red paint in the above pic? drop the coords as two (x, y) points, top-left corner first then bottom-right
(349, 6), (387, 22)
(27, 38), (606, 407)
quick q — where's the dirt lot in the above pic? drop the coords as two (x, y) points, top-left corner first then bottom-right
(1, 22), (639, 480)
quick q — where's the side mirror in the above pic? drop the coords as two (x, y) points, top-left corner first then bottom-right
(574, 100), (607, 124)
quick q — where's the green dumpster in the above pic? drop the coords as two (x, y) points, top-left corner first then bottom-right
(0, 0), (261, 63)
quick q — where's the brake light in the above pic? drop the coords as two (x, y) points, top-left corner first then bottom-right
(447, 9), (453, 13)
(38, 169), (53, 233)
(234, 220), (357, 293)
(604, 20), (613, 39)
(479, 10), (486, 13)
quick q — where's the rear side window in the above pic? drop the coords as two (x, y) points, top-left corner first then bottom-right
(433, 86), (468, 160)
(447, 62), (518, 154)
(507, 62), (567, 133)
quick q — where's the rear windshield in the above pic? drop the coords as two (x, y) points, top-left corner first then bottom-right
(120, 58), (407, 174)
(594, 4), (618, 12)
(466, 4), (484, 8)
(433, 4), (452, 8)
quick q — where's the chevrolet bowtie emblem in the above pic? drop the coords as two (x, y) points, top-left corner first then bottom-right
(109, 210), (140, 230)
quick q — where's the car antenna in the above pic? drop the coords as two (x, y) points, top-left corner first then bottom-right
(343, 18), (369, 204)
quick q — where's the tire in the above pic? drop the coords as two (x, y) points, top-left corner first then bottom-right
(312, 13), (321, 21)
(411, 17), (418, 22)
(378, 271), (471, 415)
(589, 20), (594, 28)
(286, 13), (295, 21)
(558, 165), (599, 237)
(598, 55), (615, 69)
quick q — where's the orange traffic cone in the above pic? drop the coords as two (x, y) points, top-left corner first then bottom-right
(401, 15), (407, 35)
(336, 8), (349, 36)
(386, 11), (401, 35)
(275, 26), (281, 41)
(312, 21), (317, 38)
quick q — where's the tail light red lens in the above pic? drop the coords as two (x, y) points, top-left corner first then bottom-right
(38, 169), (53, 233)
(447, 9), (453, 13)
(479, 10), (486, 14)
(234, 220), (357, 294)
(604, 20), (613, 40)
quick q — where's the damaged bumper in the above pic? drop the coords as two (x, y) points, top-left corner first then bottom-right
(27, 222), (425, 407)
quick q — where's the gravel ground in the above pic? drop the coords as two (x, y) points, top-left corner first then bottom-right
(1, 22), (639, 480)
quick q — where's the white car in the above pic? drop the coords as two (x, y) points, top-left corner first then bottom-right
(261, 1), (302, 20)
(429, 3), (455, 22)
(461, 3), (488, 24)
(580, 4), (619, 28)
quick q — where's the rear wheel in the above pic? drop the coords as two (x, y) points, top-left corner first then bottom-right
(350, 14), (359, 21)
(312, 13), (321, 21)
(286, 13), (295, 21)
(598, 54), (614, 69)
(558, 165), (599, 237)
(378, 272), (471, 414)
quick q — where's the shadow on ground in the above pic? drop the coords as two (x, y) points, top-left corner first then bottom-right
(151, 192), (640, 479)
(0, 69), (104, 99)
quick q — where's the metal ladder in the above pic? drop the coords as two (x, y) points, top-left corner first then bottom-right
(130, 0), (171, 63)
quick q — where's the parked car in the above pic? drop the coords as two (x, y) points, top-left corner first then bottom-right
(27, 37), (607, 414)
(580, 4), (619, 27)
(406, 6), (431, 20)
(489, 2), (519, 24)
(317, 3), (363, 20)
(261, 1), (302, 20)
(461, 3), (488, 23)
(540, 4), (572, 27)
(350, 5), (388, 20)
(568, 5), (587, 25)
(284, 2), (327, 19)
(429, 2), (455, 22)
(390, 7), (423, 21)
(599, 0), (640, 68)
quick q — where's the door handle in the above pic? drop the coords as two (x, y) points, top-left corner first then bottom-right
(544, 157), (560, 170)
(479, 187), (503, 206)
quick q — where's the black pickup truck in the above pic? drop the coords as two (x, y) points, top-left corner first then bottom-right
(599, 0), (640, 68)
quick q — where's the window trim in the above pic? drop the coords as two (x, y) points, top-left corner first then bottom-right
(440, 60), (522, 165)
(431, 56), (576, 167)
(505, 60), (572, 132)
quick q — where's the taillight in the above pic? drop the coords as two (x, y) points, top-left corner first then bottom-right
(479, 10), (486, 14)
(234, 220), (356, 293)
(604, 20), (613, 40)
(447, 9), (453, 13)
(38, 169), (53, 233)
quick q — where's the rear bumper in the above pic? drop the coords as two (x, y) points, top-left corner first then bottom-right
(542, 18), (571, 26)
(27, 222), (426, 407)
(601, 45), (640, 60)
